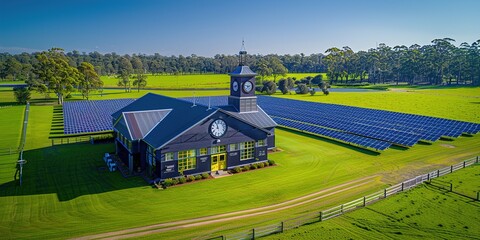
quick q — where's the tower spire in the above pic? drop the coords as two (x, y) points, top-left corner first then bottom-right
(239, 39), (247, 66)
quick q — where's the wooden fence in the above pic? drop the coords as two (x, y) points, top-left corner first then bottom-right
(202, 156), (480, 240)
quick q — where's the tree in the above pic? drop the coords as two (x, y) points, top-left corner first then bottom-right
(13, 86), (30, 104)
(117, 56), (133, 92)
(256, 59), (272, 83)
(118, 70), (131, 92)
(269, 57), (288, 82)
(77, 62), (103, 100)
(261, 80), (277, 95)
(31, 48), (81, 105)
(133, 72), (147, 92)
(278, 78), (295, 94)
(319, 81), (330, 95)
(311, 74), (323, 85)
(5, 58), (22, 80)
(295, 83), (309, 94)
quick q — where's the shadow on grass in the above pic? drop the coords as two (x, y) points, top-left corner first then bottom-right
(0, 143), (145, 201)
(278, 127), (381, 156)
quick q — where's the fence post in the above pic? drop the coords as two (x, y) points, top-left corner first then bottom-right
(477, 156), (479, 163)
(449, 183), (453, 192)
(341, 204), (344, 213)
(427, 173), (430, 181)
(281, 221), (284, 232)
(384, 189), (387, 198)
(437, 170), (440, 177)
(477, 192), (480, 201)
(450, 165), (453, 173)
(363, 197), (366, 207)
(319, 212), (323, 222)
(401, 182), (404, 191)
(463, 161), (466, 168)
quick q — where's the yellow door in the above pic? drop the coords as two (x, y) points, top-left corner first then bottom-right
(211, 153), (227, 171)
(211, 155), (219, 171)
(219, 154), (226, 169)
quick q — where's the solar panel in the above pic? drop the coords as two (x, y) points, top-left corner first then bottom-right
(63, 99), (135, 134)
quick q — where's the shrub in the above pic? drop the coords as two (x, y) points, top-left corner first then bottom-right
(172, 178), (179, 185)
(194, 175), (203, 180)
(251, 164), (258, 169)
(268, 159), (276, 165)
(232, 167), (242, 173)
(258, 162), (265, 168)
(243, 165), (251, 171)
(261, 80), (277, 95)
(264, 161), (270, 167)
(178, 176), (186, 184)
(163, 178), (174, 187)
(186, 175), (195, 182)
(296, 83), (309, 94)
(201, 173), (210, 179)
(309, 88), (316, 96)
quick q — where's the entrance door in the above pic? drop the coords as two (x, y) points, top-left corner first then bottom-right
(211, 153), (227, 171)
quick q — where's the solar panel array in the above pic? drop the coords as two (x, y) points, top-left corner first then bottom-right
(181, 96), (480, 151)
(62, 96), (480, 152)
(256, 96), (480, 150)
(63, 99), (135, 134)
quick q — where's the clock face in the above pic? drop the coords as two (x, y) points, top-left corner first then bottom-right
(232, 81), (239, 92)
(243, 81), (253, 93)
(209, 119), (227, 138)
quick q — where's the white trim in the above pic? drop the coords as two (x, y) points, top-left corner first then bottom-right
(155, 109), (219, 150)
(122, 112), (135, 140)
(123, 109), (173, 114)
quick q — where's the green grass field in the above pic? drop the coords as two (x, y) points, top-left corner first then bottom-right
(0, 85), (479, 239)
(99, 73), (321, 89)
(264, 164), (480, 240)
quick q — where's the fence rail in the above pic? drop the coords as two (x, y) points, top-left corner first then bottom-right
(0, 147), (18, 156)
(202, 156), (479, 240)
(51, 136), (92, 146)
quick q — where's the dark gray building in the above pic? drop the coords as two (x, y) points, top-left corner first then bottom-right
(111, 49), (276, 181)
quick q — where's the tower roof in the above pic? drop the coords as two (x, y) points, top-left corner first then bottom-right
(229, 65), (257, 77)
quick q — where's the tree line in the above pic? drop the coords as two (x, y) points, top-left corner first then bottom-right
(1, 38), (479, 86)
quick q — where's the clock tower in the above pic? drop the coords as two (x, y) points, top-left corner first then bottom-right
(228, 42), (258, 112)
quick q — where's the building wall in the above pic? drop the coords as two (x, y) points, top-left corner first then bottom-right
(153, 111), (270, 179)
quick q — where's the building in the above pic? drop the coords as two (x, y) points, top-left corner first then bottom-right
(111, 47), (277, 181)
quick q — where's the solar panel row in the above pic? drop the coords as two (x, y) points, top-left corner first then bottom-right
(63, 99), (135, 134)
(271, 117), (391, 151)
(256, 96), (480, 147)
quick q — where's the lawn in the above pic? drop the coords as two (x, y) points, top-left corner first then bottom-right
(267, 86), (480, 123)
(0, 86), (479, 239)
(99, 73), (321, 89)
(264, 164), (480, 240)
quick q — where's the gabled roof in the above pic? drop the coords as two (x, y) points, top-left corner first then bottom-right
(123, 109), (171, 140)
(229, 66), (257, 77)
(112, 93), (217, 148)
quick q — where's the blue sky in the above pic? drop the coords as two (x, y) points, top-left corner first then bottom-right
(1, 0), (479, 56)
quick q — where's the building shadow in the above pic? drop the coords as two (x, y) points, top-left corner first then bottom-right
(0, 143), (146, 202)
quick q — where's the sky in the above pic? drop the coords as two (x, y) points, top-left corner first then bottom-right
(1, 0), (479, 56)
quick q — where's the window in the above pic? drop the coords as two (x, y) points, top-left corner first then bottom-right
(240, 141), (255, 160)
(211, 145), (226, 154)
(164, 152), (174, 161)
(198, 148), (208, 156)
(257, 139), (266, 147)
(178, 149), (196, 172)
(229, 143), (238, 151)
